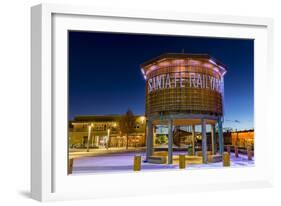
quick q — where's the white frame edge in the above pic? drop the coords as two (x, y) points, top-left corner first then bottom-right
(31, 3), (274, 202)
(31, 4), (52, 201)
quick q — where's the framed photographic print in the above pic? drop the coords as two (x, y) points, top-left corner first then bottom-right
(31, 3), (274, 201)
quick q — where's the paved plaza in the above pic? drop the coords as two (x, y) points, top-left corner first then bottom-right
(71, 151), (254, 175)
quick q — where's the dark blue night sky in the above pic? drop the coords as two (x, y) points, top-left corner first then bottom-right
(68, 31), (254, 130)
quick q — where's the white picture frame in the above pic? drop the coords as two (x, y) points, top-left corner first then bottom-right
(31, 3), (274, 202)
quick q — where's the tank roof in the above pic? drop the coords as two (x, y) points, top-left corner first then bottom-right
(140, 53), (227, 74)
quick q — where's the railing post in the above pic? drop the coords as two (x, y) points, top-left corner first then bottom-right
(133, 155), (141, 171)
(179, 154), (186, 169)
(247, 146), (252, 160)
(68, 158), (74, 174)
(227, 145), (231, 154)
(223, 152), (230, 167)
(235, 145), (239, 158)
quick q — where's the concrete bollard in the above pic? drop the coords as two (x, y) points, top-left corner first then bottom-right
(235, 146), (239, 158)
(223, 152), (230, 167)
(68, 158), (74, 174)
(179, 154), (186, 169)
(133, 155), (141, 171)
(247, 146), (252, 160)
(227, 145), (231, 154)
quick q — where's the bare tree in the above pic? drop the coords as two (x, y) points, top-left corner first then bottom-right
(119, 109), (136, 149)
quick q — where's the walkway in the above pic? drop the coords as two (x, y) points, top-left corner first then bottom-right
(71, 152), (254, 175)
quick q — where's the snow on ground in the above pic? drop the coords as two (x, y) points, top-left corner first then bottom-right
(71, 152), (254, 175)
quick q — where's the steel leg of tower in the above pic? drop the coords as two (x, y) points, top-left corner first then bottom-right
(192, 125), (195, 155)
(218, 117), (224, 154)
(168, 119), (173, 164)
(201, 119), (208, 164)
(211, 124), (216, 154)
(146, 120), (153, 161)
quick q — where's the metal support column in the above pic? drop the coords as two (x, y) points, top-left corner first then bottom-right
(218, 117), (224, 154)
(168, 119), (173, 164)
(211, 124), (216, 155)
(191, 125), (195, 155)
(146, 120), (153, 161)
(201, 119), (207, 164)
(153, 126), (156, 147)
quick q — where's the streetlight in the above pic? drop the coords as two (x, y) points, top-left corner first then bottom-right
(87, 123), (94, 152)
(140, 116), (145, 124)
(106, 128), (110, 150)
(106, 123), (117, 149)
(140, 116), (146, 149)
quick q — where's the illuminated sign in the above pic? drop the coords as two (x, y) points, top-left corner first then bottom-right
(148, 72), (222, 93)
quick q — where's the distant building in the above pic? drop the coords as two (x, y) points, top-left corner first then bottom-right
(69, 115), (146, 148)
(230, 130), (254, 148)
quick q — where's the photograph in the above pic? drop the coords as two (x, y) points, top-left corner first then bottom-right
(67, 31), (254, 175)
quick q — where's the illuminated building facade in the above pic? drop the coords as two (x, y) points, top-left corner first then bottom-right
(230, 130), (254, 148)
(69, 115), (146, 148)
(140, 53), (227, 164)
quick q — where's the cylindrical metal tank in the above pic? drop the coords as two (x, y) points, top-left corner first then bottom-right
(140, 53), (227, 117)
